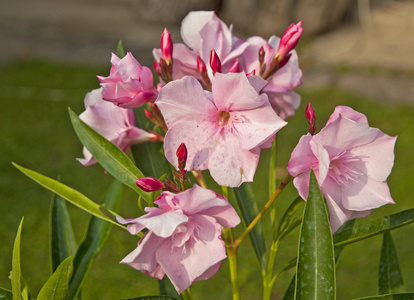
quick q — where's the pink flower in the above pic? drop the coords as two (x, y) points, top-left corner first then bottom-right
(156, 73), (287, 187)
(238, 35), (302, 119)
(97, 52), (158, 108)
(77, 88), (156, 166)
(153, 11), (248, 82)
(118, 184), (240, 294)
(287, 106), (397, 232)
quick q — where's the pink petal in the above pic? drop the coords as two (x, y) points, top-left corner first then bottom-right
(313, 115), (379, 157)
(264, 90), (301, 119)
(349, 132), (397, 182)
(292, 172), (311, 200)
(341, 177), (395, 211)
(180, 11), (216, 53)
(266, 50), (302, 93)
(120, 231), (164, 279)
(156, 76), (217, 128)
(136, 209), (189, 238)
(199, 18), (232, 63)
(212, 73), (267, 111)
(326, 105), (369, 127)
(156, 215), (226, 294)
(287, 133), (317, 177)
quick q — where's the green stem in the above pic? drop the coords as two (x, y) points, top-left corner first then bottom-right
(233, 174), (293, 248)
(182, 288), (192, 300)
(263, 239), (281, 300)
(223, 228), (240, 300)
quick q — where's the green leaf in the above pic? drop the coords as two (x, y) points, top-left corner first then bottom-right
(13, 163), (124, 230)
(69, 108), (150, 202)
(353, 293), (414, 299)
(0, 287), (13, 300)
(68, 180), (123, 300)
(233, 183), (267, 270)
(379, 232), (403, 294)
(277, 196), (303, 238)
(333, 209), (414, 248)
(295, 170), (335, 300)
(282, 275), (295, 300)
(334, 219), (355, 266)
(12, 218), (24, 300)
(37, 257), (72, 300)
(121, 296), (177, 300)
(116, 40), (126, 58)
(50, 194), (77, 273)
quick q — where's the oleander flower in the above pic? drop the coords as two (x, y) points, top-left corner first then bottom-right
(118, 184), (240, 294)
(287, 106), (397, 232)
(156, 72), (287, 187)
(77, 88), (156, 166)
(98, 52), (158, 108)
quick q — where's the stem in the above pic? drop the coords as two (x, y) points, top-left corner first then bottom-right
(263, 239), (281, 300)
(224, 228), (240, 300)
(182, 288), (192, 300)
(233, 174), (293, 248)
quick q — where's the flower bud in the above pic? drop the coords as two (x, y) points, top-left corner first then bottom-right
(275, 21), (303, 60)
(228, 59), (240, 73)
(305, 103), (316, 135)
(153, 61), (162, 76)
(246, 69), (256, 77)
(136, 177), (164, 192)
(197, 56), (207, 75)
(209, 50), (222, 74)
(176, 143), (188, 172)
(160, 27), (173, 65)
(259, 46), (266, 76)
(278, 53), (292, 69)
(144, 109), (156, 123)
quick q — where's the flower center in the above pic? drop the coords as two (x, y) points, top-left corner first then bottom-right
(328, 152), (364, 185)
(217, 111), (231, 126)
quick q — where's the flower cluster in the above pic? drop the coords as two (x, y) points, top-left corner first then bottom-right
(74, 10), (397, 295)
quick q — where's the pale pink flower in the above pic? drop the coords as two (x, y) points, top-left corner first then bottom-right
(117, 184), (240, 294)
(156, 73), (287, 187)
(77, 88), (156, 166)
(97, 52), (158, 108)
(153, 11), (248, 83)
(238, 35), (302, 119)
(287, 106), (397, 232)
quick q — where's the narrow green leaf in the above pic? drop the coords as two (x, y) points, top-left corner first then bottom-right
(38, 257), (72, 300)
(269, 139), (277, 202)
(68, 180), (123, 300)
(333, 209), (414, 248)
(334, 219), (356, 266)
(282, 275), (295, 300)
(50, 194), (77, 273)
(295, 170), (335, 300)
(121, 296), (177, 300)
(13, 163), (124, 230)
(69, 108), (150, 202)
(379, 232), (403, 294)
(0, 287), (13, 300)
(277, 196), (303, 237)
(116, 40), (126, 58)
(353, 293), (414, 299)
(12, 218), (24, 300)
(233, 183), (267, 270)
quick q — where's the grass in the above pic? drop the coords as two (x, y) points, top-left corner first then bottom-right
(1, 58), (414, 299)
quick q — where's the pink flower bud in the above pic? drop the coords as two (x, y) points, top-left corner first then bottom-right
(228, 59), (240, 73)
(209, 50), (222, 74)
(276, 20), (303, 60)
(153, 61), (162, 75)
(160, 27), (173, 65)
(176, 143), (188, 171)
(136, 177), (164, 192)
(197, 56), (207, 75)
(259, 46), (265, 65)
(278, 53), (292, 69)
(144, 109), (155, 123)
(305, 103), (316, 135)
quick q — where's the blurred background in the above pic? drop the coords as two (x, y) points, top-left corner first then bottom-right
(1, 0), (414, 299)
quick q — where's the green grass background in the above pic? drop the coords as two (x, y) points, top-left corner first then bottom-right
(0, 59), (413, 299)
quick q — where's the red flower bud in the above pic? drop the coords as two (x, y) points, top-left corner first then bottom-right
(144, 109), (156, 122)
(276, 20), (303, 60)
(197, 56), (207, 75)
(305, 103), (316, 135)
(259, 46), (265, 65)
(176, 143), (188, 171)
(228, 59), (240, 73)
(136, 177), (164, 192)
(246, 69), (256, 77)
(209, 50), (221, 75)
(160, 27), (173, 65)
(153, 61), (162, 76)
(278, 53), (292, 69)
